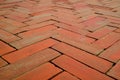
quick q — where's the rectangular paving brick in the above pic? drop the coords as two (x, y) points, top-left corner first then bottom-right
(0, 48), (60, 80)
(52, 72), (79, 80)
(52, 55), (114, 80)
(0, 41), (15, 55)
(83, 17), (107, 31)
(52, 34), (103, 55)
(0, 29), (21, 43)
(15, 63), (62, 80)
(55, 28), (95, 43)
(99, 41), (120, 62)
(18, 25), (57, 38)
(10, 31), (55, 49)
(52, 42), (113, 73)
(93, 32), (120, 48)
(55, 22), (89, 35)
(2, 39), (58, 63)
(87, 26), (116, 39)
(0, 18), (25, 27)
(13, 20), (55, 34)
(25, 16), (54, 25)
(107, 60), (120, 80)
(0, 58), (8, 68)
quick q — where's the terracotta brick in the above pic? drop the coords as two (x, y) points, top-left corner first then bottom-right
(18, 25), (57, 38)
(2, 39), (58, 63)
(93, 32), (120, 48)
(104, 15), (120, 24)
(83, 16), (105, 25)
(52, 34), (103, 55)
(55, 28), (95, 44)
(0, 10), (11, 15)
(115, 29), (120, 33)
(31, 9), (54, 16)
(10, 31), (54, 49)
(99, 41), (120, 62)
(52, 42), (113, 73)
(5, 12), (29, 22)
(52, 55), (114, 80)
(88, 26), (116, 39)
(83, 17), (109, 31)
(73, 2), (88, 9)
(0, 21), (26, 34)
(0, 41), (15, 55)
(107, 61), (120, 80)
(13, 20), (55, 34)
(0, 58), (8, 68)
(80, 14), (98, 21)
(54, 18), (85, 30)
(52, 72), (79, 80)
(0, 48), (60, 80)
(55, 22), (89, 35)
(17, 1), (34, 10)
(0, 18), (25, 27)
(0, 29), (20, 43)
(0, 4), (15, 8)
(25, 16), (54, 25)
(15, 63), (62, 80)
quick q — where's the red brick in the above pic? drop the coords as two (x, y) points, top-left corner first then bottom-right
(88, 26), (116, 39)
(52, 72), (79, 80)
(15, 63), (61, 80)
(2, 39), (58, 63)
(52, 42), (113, 73)
(0, 18), (25, 27)
(73, 2), (88, 9)
(83, 17), (108, 31)
(0, 10), (11, 15)
(25, 16), (54, 25)
(10, 32), (54, 49)
(55, 22), (89, 35)
(0, 20), (26, 34)
(0, 41), (15, 55)
(0, 48), (60, 80)
(55, 28), (95, 44)
(54, 18), (85, 30)
(18, 25), (57, 38)
(13, 20), (55, 34)
(93, 32), (120, 48)
(0, 29), (20, 43)
(99, 41), (120, 62)
(17, 1), (34, 10)
(52, 34), (103, 55)
(0, 58), (8, 68)
(54, 11), (77, 20)
(31, 9), (54, 16)
(80, 14), (98, 21)
(30, 12), (52, 20)
(103, 15), (120, 24)
(52, 55), (114, 80)
(5, 12), (29, 22)
(107, 61), (120, 80)
(115, 29), (120, 33)
(0, 4), (15, 8)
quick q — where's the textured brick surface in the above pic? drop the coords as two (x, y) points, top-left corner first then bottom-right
(0, 41), (15, 55)
(0, 0), (120, 80)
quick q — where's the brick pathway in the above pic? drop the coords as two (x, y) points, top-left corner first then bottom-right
(0, 0), (120, 80)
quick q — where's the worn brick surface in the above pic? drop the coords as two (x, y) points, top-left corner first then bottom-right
(0, 0), (120, 80)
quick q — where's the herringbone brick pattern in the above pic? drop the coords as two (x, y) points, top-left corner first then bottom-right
(0, 0), (120, 80)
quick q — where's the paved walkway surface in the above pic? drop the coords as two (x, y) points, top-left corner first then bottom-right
(0, 0), (120, 80)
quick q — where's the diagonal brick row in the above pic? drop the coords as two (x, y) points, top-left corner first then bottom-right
(0, 0), (120, 80)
